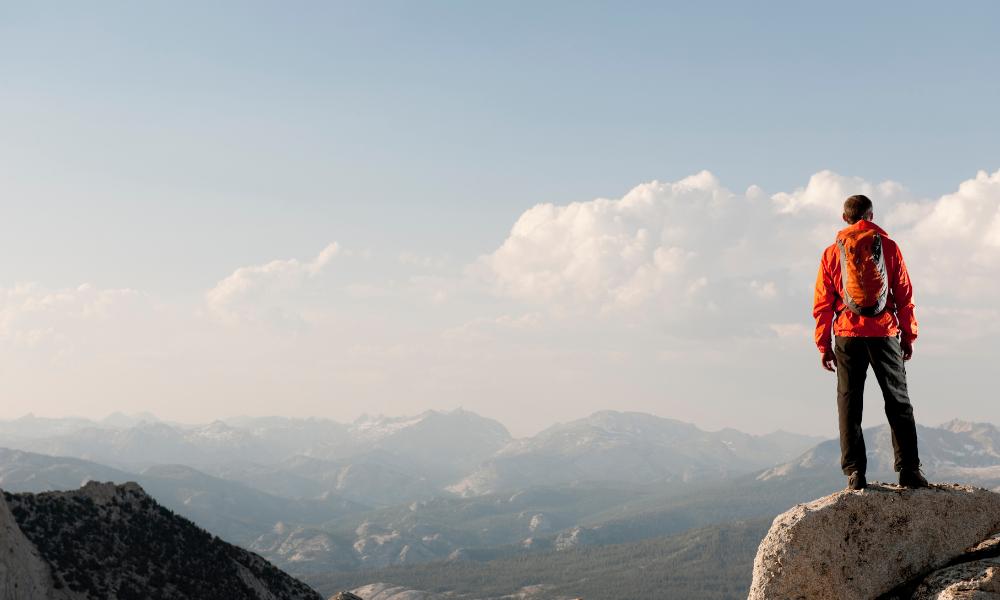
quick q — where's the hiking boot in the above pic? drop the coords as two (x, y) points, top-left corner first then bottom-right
(847, 471), (867, 490)
(899, 469), (929, 488)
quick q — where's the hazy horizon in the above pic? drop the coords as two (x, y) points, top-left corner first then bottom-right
(2, 403), (993, 442)
(4, 3), (1000, 438)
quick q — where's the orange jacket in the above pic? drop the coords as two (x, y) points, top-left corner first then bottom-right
(813, 220), (918, 353)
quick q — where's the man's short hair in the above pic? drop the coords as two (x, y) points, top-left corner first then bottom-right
(843, 195), (873, 223)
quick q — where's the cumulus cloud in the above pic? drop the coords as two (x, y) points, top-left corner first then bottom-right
(205, 243), (341, 323)
(478, 168), (1000, 344)
(477, 171), (747, 316)
(771, 170), (914, 217)
(906, 170), (1000, 298)
(477, 170), (797, 333)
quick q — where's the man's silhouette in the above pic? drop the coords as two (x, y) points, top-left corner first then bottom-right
(813, 194), (927, 490)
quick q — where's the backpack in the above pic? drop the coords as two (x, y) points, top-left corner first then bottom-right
(836, 228), (889, 317)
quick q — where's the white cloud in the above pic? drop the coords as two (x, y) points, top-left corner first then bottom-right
(478, 167), (1000, 344)
(904, 170), (1000, 298)
(476, 169), (810, 337)
(477, 170), (748, 316)
(205, 243), (340, 323)
(5, 168), (1000, 434)
(770, 170), (913, 217)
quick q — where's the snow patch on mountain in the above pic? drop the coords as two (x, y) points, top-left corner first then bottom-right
(350, 414), (429, 441)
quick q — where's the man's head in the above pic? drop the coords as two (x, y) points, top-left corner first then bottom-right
(843, 194), (874, 224)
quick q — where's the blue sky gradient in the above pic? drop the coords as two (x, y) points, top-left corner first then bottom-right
(2, 2), (999, 434)
(5, 2), (999, 288)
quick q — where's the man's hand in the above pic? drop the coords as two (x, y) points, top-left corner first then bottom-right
(900, 338), (913, 361)
(821, 349), (837, 372)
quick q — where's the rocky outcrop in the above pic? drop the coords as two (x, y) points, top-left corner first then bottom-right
(886, 534), (1000, 599)
(0, 491), (62, 599)
(911, 556), (1000, 599)
(3, 481), (323, 600)
(748, 483), (1000, 600)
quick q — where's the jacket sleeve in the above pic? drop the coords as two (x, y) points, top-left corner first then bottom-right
(813, 250), (837, 353)
(892, 244), (919, 343)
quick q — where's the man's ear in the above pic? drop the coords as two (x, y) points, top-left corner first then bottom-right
(842, 212), (851, 224)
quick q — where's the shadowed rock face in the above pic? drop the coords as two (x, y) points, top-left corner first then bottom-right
(0, 492), (57, 600)
(748, 483), (1000, 600)
(3, 481), (323, 600)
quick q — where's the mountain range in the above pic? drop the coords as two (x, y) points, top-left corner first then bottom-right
(447, 410), (821, 495)
(0, 409), (820, 494)
(759, 420), (1000, 488)
(4, 408), (999, 598)
(0, 409), (821, 577)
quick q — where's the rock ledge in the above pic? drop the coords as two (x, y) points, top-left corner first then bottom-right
(749, 483), (1000, 600)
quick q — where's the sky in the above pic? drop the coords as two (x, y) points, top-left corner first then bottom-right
(2, 2), (1000, 437)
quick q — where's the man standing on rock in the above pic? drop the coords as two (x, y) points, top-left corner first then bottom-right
(813, 194), (928, 491)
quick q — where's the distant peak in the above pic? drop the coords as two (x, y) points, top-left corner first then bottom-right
(580, 410), (695, 430)
(940, 419), (993, 433)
